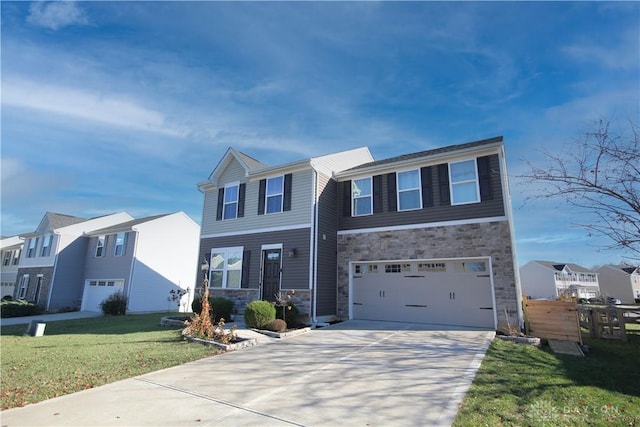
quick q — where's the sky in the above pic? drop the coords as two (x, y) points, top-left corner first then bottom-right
(1, 1), (638, 268)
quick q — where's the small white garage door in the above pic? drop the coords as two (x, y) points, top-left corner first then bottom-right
(81, 279), (125, 312)
(352, 258), (495, 328)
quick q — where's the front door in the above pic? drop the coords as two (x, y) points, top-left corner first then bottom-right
(262, 249), (282, 302)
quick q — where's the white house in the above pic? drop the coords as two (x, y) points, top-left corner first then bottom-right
(1, 235), (24, 298)
(595, 265), (640, 304)
(520, 260), (600, 300)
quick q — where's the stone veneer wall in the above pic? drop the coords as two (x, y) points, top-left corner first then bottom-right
(336, 221), (520, 328)
(208, 288), (312, 321)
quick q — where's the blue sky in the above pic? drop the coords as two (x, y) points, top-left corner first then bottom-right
(1, 1), (638, 268)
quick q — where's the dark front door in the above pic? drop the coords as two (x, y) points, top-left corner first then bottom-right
(262, 249), (281, 301)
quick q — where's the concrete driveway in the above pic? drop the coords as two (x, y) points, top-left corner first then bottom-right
(1, 320), (494, 427)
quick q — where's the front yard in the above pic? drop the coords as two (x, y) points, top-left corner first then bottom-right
(0, 313), (218, 410)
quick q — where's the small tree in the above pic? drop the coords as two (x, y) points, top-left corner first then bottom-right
(520, 119), (639, 260)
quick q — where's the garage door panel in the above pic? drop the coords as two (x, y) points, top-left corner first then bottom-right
(81, 280), (124, 312)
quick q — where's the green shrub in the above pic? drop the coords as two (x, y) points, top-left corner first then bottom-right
(100, 292), (128, 316)
(243, 300), (276, 329)
(275, 301), (300, 327)
(191, 297), (234, 322)
(264, 319), (287, 332)
(2, 295), (13, 301)
(0, 299), (42, 318)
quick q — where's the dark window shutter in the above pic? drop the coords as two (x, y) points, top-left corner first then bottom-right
(241, 250), (251, 288)
(421, 166), (433, 207)
(477, 156), (493, 201)
(438, 164), (450, 205)
(237, 183), (246, 217)
(373, 175), (383, 213)
(283, 173), (293, 211)
(216, 188), (224, 221)
(342, 180), (352, 216)
(387, 173), (397, 212)
(258, 179), (266, 215)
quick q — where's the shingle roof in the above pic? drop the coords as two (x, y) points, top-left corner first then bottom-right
(236, 150), (268, 171)
(535, 260), (594, 273)
(88, 214), (171, 235)
(46, 212), (87, 229)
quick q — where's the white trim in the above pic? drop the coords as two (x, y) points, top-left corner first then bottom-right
(337, 216), (508, 236)
(210, 246), (245, 289)
(351, 176), (373, 217)
(264, 175), (285, 215)
(222, 181), (240, 221)
(449, 158), (480, 205)
(396, 168), (422, 212)
(261, 243), (283, 250)
(311, 171), (319, 321)
(201, 223), (312, 239)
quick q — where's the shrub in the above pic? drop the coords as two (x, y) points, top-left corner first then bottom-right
(0, 299), (42, 318)
(275, 301), (300, 327)
(2, 295), (13, 301)
(100, 292), (127, 316)
(264, 319), (287, 333)
(191, 297), (234, 322)
(244, 300), (276, 329)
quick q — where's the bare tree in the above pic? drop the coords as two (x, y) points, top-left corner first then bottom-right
(520, 119), (640, 259)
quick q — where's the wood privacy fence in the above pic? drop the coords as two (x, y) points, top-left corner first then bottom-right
(522, 298), (582, 344)
(577, 305), (640, 341)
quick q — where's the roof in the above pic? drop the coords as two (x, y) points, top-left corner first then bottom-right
(46, 212), (87, 229)
(344, 136), (503, 172)
(236, 150), (268, 171)
(533, 260), (595, 273)
(87, 214), (172, 235)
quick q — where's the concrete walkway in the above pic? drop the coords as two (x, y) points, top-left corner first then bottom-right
(0, 311), (104, 326)
(1, 320), (494, 427)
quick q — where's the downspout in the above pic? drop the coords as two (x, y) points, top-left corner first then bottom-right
(125, 231), (139, 312)
(310, 170), (319, 323)
(45, 231), (61, 311)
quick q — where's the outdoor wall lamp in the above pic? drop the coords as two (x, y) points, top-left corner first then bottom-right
(288, 248), (297, 258)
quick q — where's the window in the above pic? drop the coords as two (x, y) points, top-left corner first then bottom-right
(354, 264), (364, 274)
(265, 176), (284, 214)
(114, 233), (127, 256)
(352, 177), (373, 216)
(41, 235), (52, 257)
(13, 249), (20, 265)
(95, 236), (106, 257)
(455, 261), (487, 273)
(209, 247), (243, 289)
(450, 159), (480, 205)
(418, 262), (447, 272)
(26, 238), (38, 258)
(368, 265), (378, 273)
(18, 274), (29, 299)
(223, 184), (239, 220)
(385, 264), (402, 273)
(3, 251), (11, 266)
(397, 170), (421, 211)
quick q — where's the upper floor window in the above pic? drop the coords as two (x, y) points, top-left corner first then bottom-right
(13, 249), (20, 265)
(209, 247), (243, 289)
(223, 184), (239, 220)
(114, 233), (127, 256)
(397, 170), (421, 211)
(40, 235), (52, 257)
(265, 176), (284, 214)
(26, 238), (38, 258)
(352, 177), (372, 216)
(3, 251), (12, 266)
(450, 159), (480, 205)
(95, 235), (106, 258)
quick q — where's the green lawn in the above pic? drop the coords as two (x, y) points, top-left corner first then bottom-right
(453, 337), (640, 426)
(0, 313), (219, 410)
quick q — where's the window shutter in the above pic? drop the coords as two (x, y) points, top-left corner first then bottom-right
(342, 180), (351, 216)
(421, 166), (433, 207)
(373, 175), (383, 213)
(283, 173), (293, 211)
(216, 188), (224, 221)
(477, 156), (493, 201)
(387, 173), (397, 212)
(438, 164), (450, 205)
(258, 179), (266, 215)
(237, 183), (246, 217)
(241, 250), (251, 288)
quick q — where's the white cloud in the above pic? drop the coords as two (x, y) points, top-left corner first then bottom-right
(561, 28), (639, 71)
(27, 1), (89, 30)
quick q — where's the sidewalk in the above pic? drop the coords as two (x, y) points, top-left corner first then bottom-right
(0, 311), (104, 326)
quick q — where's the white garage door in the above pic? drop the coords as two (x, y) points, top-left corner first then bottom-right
(352, 259), (495, 329)
(81, 279), (125, 312)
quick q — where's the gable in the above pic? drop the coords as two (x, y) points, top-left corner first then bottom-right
(218, 158), (248, 184)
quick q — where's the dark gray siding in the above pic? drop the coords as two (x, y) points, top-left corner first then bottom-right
(83, 233), (135, 290)
(315, 173), (338, 317)
(199, 227), (311, 293)
(338, 154), (505, 231)
(49, 238), (90, 310)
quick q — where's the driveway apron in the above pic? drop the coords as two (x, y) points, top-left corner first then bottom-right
(1, 320), (494, 427)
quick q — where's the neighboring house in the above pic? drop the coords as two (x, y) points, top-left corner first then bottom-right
(16, 212), (134, 310)
(520, 260), (600, 300)
(596, 265), (640, 304)
(0, 235), (24, 298)
(198, 136), (523, 330)
(82, 212), (199, 313)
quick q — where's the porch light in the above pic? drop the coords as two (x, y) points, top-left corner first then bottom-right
(288, 248), (297, 258)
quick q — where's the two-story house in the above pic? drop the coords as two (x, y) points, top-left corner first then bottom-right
(596, 265), (640, 304)
(520, 260), (600, 300)
(1, 235), (24, 298)
(198, 137), (523, 330)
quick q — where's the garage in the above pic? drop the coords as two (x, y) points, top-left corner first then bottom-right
(81, 279), (125, 312)
(351, 258), (495, 328)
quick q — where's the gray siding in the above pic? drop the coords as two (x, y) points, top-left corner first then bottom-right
(338, 154), (505, 231)
(315, 172), (338, 316)
(49, 238), (90, 310)
(199, 227), (312, 293)
(83, 233), (135, 291)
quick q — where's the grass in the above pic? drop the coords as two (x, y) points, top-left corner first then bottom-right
(0, 313), (219, 410)
(453, 337), (640, 426)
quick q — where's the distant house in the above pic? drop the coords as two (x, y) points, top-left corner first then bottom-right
(82, 212), (199, 312)
(197, 137), (523, 330)
(0, 235), (24, 298)
(595, 265), (640, 304)
(520, 260), (600, 300)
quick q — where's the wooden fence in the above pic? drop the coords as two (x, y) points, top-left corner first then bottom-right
(577, 305), (640, 341)
(522, 298), (582, 344)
